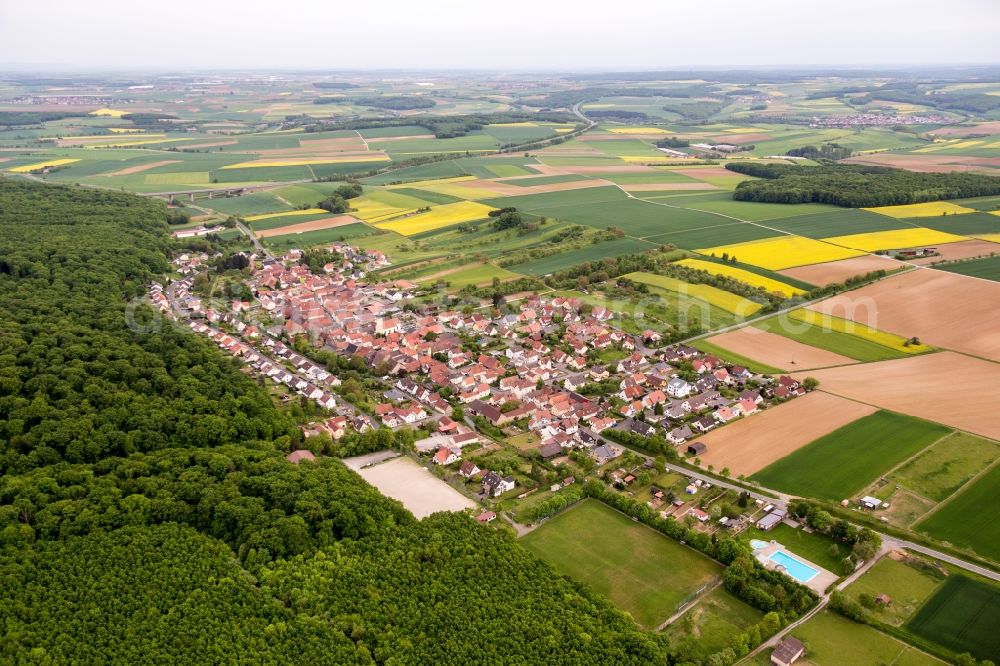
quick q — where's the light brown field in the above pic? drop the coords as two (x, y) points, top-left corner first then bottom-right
(808, 268), (1000, 361)
(671, 167), (740, 179)
(366, 134), (435, 142)
(472, 179), (611, 196)
(778, 254), (899, 286)
(798, 352), (1000, 440)
(621, 182), (718, 192)
(928, 121), (1000, 137)
(710, 133), (772, 144)
(696, 392), (877, 476)
(254, 214), (360, 238)
(906, 239), (1000, 265)
(843, 153), (1000, 175)
(706, 328), (857, 371)
(561, 165), (662, 173)
(252, 137), (368, 156)
(102, 160), (181, 177)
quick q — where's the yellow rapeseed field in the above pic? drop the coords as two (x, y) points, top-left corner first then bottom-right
(220, 155), (390, 169)
(822, 228), (968, 252)
(387, 176), (477, 189)
(975, 232), (1000, 242)
(624, 272), (762, 316)
(84, 137), (194, 148)
(790, 309), (932, 354)
(7, 158), (80, 173)
(88, 108), (128, 117)
(675, 258), (807, 297)
(349, 196), (417, 223)
(375, 201), (495, 236)
(697, 236), (865, 270)
(387, 175), (503, 200)
(865, 201), (977, 218)
(244, 208), (327, 222)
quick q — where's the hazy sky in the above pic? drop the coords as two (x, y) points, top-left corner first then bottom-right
(2, 0), (999, 71)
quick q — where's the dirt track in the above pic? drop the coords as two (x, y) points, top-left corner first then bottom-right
(697, 392), (877, 476)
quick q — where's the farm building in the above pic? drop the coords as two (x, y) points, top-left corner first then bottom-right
(687, 442), (707, 456)
(771, 637), (805, 666)
(860, 495), (884, 510)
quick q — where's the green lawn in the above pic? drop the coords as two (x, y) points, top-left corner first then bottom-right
(844, 557), (943, 626)
(906, 575), (1000, 662)
(792, 611), (941, 666)
(750, 411), (951, 501)
(741, 523), (848, 574)
(915, 462), (1000, 563)
(665, 587), (764, 660)
(521, 499), (722, 628)
(754, 317), (913, 362)
(936, 255), (1000, 282)
(889, 432), (1000, 502)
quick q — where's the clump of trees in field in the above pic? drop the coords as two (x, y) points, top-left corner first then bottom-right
(726, 162), (1000, 207)
(785, 143), (852, 160)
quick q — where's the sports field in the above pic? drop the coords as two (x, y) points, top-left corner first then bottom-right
(906, 575), (1000, 662)
(521, 500), (721, 628)
(915, 462), (1000, 562)
(750, 411), (951, 500)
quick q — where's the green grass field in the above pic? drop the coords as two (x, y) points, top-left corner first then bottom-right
(665, 588), (764, 660)
(915, 462), (1000, 562)
(260, 223), (374, 252)
(792, 611), (941, 666)
(521, 500), (722, 628)
(507, 237), (657, 276)
(889, 433), (1000, 502)
(750, 412), (951, 501)
(845, 557), (943, 626)
(754, 317), (912, 362)
(936, 255), (1000, 282)
(916, 212), (1000, 236)
(762, 209), (915, 238)
(906, 575), (1000, 662)
(690, 339), (784, 375)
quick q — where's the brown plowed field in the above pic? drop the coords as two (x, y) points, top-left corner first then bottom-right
(696, 392), (877, 476)
(843, 153), (1000, 175)
(102, 160), (181, 176)
(906, 239), (1000, 265)
(255, 214), (360, 238)
(778, 255), (899, 286)
(808, 269), (1000, 361)
(797, 352), (1000, 440)
(706, 328), (857, 371)
(622, 182), (718, 192)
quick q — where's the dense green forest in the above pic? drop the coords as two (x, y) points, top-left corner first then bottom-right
(726, 162), (1000, 207)
(0, 179), (676, 664)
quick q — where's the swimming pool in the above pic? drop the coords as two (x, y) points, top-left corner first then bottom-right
(769, 550), (819, 583)
(750, 539), (770, 550)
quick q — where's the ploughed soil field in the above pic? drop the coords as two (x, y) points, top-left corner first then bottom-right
(778, 254), (898, 286)
(695, 391), (877, 476)
(254, 214), (361, 238)
(705, 327), (858, 371)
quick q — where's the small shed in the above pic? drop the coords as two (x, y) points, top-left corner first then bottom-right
(687, 441), (707, 456)
(771, 637), (805, 666)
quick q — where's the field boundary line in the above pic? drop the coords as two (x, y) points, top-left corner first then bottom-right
(913, 455), (1000, 524)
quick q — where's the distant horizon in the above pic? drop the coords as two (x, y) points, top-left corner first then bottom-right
(2, 0), (998, 71)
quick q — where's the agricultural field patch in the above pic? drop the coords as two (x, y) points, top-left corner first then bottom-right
(260, 223), (374, 252)
(674, 258), (807, 297)
(915, 211), (1000, 236)
(254, 214), (360, 238)
(6, 158), (80, 172)
(697, 235), (865, 270)
(507, 237), (657, 276)
(624, 272), (763, 316)
(844, 557), (943, 627)
(791, 611), (941, 666)
(906, 575), (1000, 662)
(751, 208), (913, 238)
(704, 328), (856, 372)
(521, 500), (722, 629)
(935, 254), (1000, 281)
(750, 411), (950, 501)
(374, 201), (495, 236)
(888, 432), (1000, 503)
(865, 202), (978, 218)
(788, 309), (933, 355)
(915, 461), (1000, 563)
(664, 588), (764, 661)
(696, 391), (877, 477)
(822, 228), (968, 252)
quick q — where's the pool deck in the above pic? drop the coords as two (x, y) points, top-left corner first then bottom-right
(752, 539), (838, 594)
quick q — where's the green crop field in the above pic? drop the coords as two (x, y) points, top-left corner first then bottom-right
(751, 412), (951, 501)
(916, 212), (1000, 235)
(792, 611), (941, 666)
(691, 339), (784, 375)
(936, 254), (1000, 281)
(507, 237), (657, 276)
(763, 209), (916, 238)
(201, 192), (292, 217)
(247, 212), (332, 231)
(664, 588), (764, 660)
(906, 575), (1000, 662)
(415, 262), (523, 289)
(753, 316), (912, 362)
(845, 557), (943, 627)
(889, 433), (1000, 502)
(915, 462), (1000, 562)
(521, 500), (722, 628)
(260, 223), (375, 252)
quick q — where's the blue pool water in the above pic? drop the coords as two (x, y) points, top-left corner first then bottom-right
(750, 539), (769, 550)
(769, 550), (819, 583)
